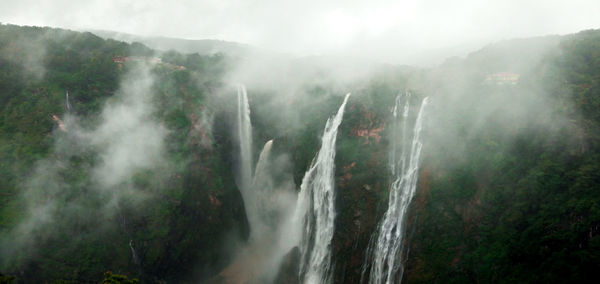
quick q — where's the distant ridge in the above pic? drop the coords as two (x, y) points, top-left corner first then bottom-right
(89, 29), (263, 57)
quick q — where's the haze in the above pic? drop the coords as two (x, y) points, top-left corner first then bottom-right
(2, 0), (599, 64)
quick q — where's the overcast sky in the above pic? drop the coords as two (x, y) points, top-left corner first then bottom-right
(2, 0), (599, 64)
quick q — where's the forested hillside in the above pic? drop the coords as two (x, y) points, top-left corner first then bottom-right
(0, 24), (246, 282)
(0, 23), (599, 283)
(404, 30), (600, 283)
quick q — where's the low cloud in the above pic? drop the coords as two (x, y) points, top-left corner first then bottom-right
(0, 63), (168, 269)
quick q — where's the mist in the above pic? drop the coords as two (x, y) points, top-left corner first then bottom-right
(0, 1), (599, 282)
(2, 0), (599, 65)
(209, 21), (592, 282)
(0, 63), (169, 271)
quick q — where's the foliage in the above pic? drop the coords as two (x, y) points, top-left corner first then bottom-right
(1, 23), (600, 284)
(0, 273), (16, 284)
(0, 24), (242, 283)
(403, 29), (600, 284)
(101, 271), (138, 284)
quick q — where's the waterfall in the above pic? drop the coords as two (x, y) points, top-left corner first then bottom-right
(364, 94), (429, 284)
(253, 140), (273, 185)
(65, 91), (72, 112)
(225, 84), (300, 283)
(237, 84), (253, 192)
(235, 84), (256, 234)
(129, 239), (141, 267)
(251, 139), (276, 236)
(295, 93), (351, 284)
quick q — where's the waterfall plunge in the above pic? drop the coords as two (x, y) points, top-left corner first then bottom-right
(295, 93), (351, 284)
(251, 139), (278, 236)
(363, 95), (429, 284)
(227, 85), (297, 283)
(231, 89), (352, 283)
(235, 84), (258, 238)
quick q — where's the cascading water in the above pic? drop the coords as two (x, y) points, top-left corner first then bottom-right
(235, 84), (257, 236)
(252, 140), (273, 186)
(65, 91), (72, 112)
(224, 84), (298, 283)
(129, 239), (141, 267)
(363, 94), (429, 284)
(251, 139), (278, 234)
(237, 84), (253, 191)
(295, 93), (351, 284)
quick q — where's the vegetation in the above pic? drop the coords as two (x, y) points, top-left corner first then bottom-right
(403, 29), (600, 284)
(0, 23), (599, 283)
(0, 24), (241, 282)
(101, 271), (138, 284)
(0, 273), (16, 284)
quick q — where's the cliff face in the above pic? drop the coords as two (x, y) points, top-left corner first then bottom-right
(331, 102), (389, 283)
(401, 30), (600, 284)
(2, 24), (600, 283)
(322, 30), (600, 284)
(0, 25), (250, 283)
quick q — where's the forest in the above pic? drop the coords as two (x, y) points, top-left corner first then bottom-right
(0, 24), (599, 283)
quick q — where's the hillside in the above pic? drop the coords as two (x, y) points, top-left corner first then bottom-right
(0, 23), (599, 283)
(90, 30), (264, 58)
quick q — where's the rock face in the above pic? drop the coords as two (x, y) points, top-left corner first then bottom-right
(330, 98), (392, 283)
(3, 24), (600, 284)
(351, 110), (385, 145)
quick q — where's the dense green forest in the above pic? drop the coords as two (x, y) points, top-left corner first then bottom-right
(0, 23), (599, 283)
(404, 31), (600, 284)
(0, 24), (244, 282)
